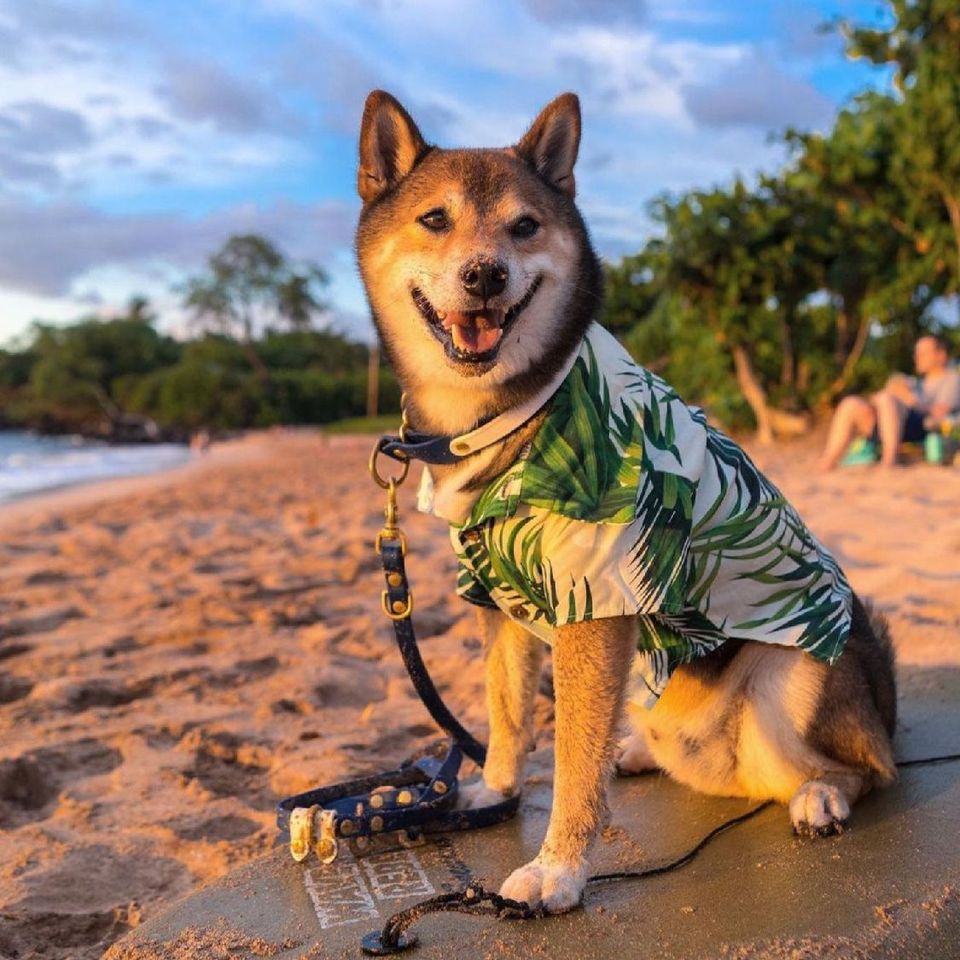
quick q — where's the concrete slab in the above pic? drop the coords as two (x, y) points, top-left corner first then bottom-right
(108, 671), (960, 960)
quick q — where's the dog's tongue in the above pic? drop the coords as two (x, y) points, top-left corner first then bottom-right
(443, 310), (504, 354)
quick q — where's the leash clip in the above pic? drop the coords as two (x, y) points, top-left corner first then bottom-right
(288, 805), (340, 864)
(315, 808), (339, 864)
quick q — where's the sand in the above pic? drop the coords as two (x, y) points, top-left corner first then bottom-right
(0, 429), (958, 960)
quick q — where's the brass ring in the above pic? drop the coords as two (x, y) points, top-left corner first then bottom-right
(375, 529), (408, 555)
(369, 442), (410, 489)
(381, 590), (413, 620)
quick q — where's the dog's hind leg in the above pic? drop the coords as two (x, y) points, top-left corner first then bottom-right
(635, 601), (896, 838)
(500, 616), (636, 913)
(459, 608), (543, 810)
(789, 769), (865, 837)
(616, 703), (660, 775)
(791, 595), (897, 837)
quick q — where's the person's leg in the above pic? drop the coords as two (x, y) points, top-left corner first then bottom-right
(818, 395), (876, 471)
(874, 391), (909, 466)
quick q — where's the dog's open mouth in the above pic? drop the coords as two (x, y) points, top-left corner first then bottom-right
(411, 276), (542, 364)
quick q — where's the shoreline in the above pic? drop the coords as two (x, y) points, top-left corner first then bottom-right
(0, 431), (314, 530)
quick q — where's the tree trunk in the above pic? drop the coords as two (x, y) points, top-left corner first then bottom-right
(835, 307), (850, 370)
(826, 307), (871, 404)
(242, 339), (271, 383)
(780, 317), (796, 392)
(731, 343), (775, 445)
(237, 304), (270, 384)
(943, 190), (960, 298)
(731, 343), (809, 444)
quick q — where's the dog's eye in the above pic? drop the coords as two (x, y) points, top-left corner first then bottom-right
(418, 209), (450, 232)
(510, 216), (539, 239)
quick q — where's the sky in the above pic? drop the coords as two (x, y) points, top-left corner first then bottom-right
(0, 0), (895, 346)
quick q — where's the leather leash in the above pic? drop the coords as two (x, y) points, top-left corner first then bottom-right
(275, 423), (518, 867)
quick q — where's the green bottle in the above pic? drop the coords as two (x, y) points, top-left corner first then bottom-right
(925, 430), (945, 464)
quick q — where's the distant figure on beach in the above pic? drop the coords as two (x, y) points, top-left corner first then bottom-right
(819, 334), (960, 470)
(190, 430), (211, 455)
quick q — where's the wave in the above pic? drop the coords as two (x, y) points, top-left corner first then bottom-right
(0, 432), (191, 503)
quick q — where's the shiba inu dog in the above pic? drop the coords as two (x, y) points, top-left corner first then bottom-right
(355, 90), (897, 914)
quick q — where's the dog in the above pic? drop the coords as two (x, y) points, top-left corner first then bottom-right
(355, 90), (897, 914)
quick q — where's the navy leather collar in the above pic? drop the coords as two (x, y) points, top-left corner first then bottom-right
(376, 343), (582, 467)
(378, 430), (465, 465)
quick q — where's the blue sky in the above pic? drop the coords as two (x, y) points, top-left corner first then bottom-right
(0, 0), (894, 345)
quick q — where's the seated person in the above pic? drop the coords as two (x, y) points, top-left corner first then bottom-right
(819, 334), (960, 470)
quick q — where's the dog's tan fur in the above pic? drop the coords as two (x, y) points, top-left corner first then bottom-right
(355, 90), (898, 914)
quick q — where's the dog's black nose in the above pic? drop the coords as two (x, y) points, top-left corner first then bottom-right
(460, 260), (508, 300)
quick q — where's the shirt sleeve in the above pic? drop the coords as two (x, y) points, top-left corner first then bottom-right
(934, 371), (960, 413)
(455, 560), (498, 609)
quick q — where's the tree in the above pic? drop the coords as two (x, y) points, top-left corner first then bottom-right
(638, 182), (816, 443)
(783, 92), (945, 405)
(844, 1), (960, 301)
(19, 298), (180, 434)
(182, 234), (330, 377)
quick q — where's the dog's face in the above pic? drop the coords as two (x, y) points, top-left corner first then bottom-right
(355, 91), (600, 397)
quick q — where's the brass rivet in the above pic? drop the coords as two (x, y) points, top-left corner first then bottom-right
(340, 819), (355, 836)
(464, 530), (481, 544)
(392, 600), (407, 614)
(369, 794), (384, 809)
(509, 604), (528, 620)
(371, 815), (384, 832)
(387, 572), (403, 587)
(451, 440), (471, 455)
(433, 781), (448, 795)
(397, 789), (413, 805)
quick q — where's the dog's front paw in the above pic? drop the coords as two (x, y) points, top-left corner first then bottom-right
(456, 779), (514, 811)
(789, 780), (850, 838)
(499, 857), (586, 914)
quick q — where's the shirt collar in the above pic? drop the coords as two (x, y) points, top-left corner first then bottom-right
(444, 342), (581, 458)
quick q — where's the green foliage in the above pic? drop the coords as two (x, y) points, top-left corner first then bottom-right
(2, 302), (395, 436)
(182, 234), (330, 343)
(603, 2), (959, 438)
(0, 303), (183, 431)
(845, 0), (960, 291)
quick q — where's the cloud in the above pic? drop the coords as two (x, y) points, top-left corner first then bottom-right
(683, 53), (835, 131)
(130, 115), (177, 138)
(0, 196), (356, 298)
(775, 7), (837, 60)
(0, 151), (60, 188)
(0, 23), (22, 66)
(3, 0), (146, 45)
(522, 0), (646, 26)
(279, 34), (384, 133)
(0, 100), (93, 154)
(155, 57), (296, 134)
(549, 29), (743, 127)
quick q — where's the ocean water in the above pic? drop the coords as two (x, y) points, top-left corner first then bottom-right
(0, 431), (192, 504)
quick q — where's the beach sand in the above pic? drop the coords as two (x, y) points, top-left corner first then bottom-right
(0, 430), (958, 959)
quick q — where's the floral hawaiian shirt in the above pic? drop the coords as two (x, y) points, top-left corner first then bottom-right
(418, 322), (852, 708)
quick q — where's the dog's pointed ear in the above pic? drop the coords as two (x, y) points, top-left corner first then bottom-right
(358, 90), (427, 204)
(515, 93), (581, 197)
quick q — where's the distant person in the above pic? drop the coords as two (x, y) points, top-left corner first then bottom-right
(190, 429), (211, 455)
(819, 335), (960, 470)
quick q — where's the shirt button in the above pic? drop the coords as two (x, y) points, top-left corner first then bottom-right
(509, 604), (528, 620)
